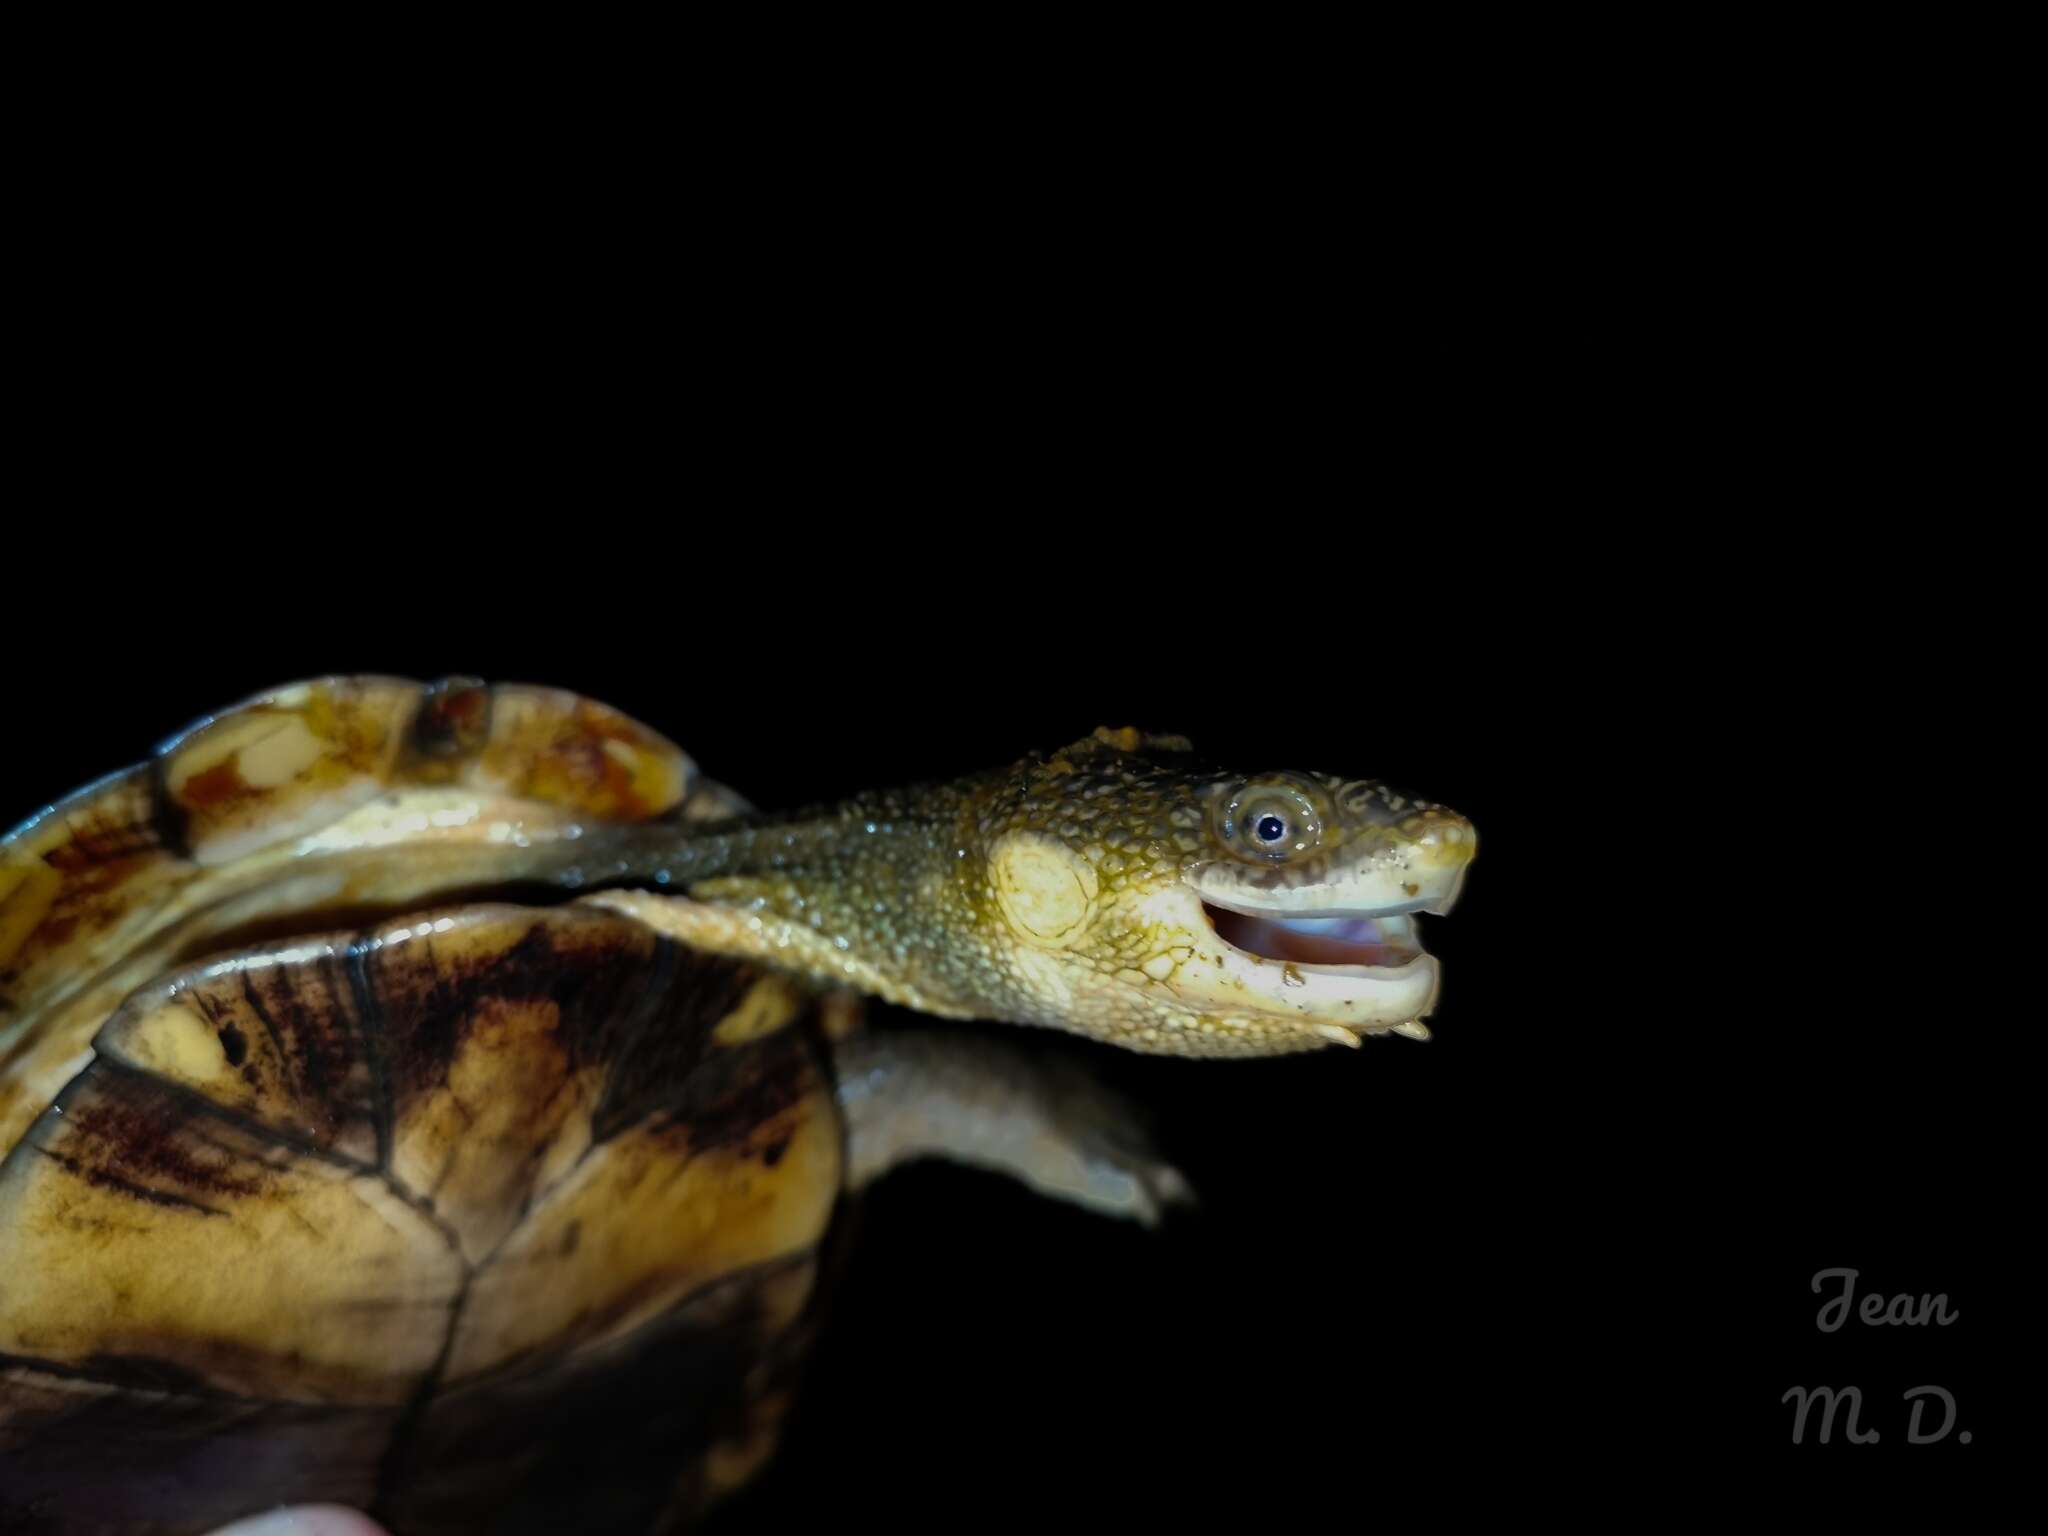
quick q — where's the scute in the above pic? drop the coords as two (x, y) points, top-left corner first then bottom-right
(0, 1061), (462, 1404)
(159, 677), (421, 866)
(0, 680), (846, 1535)
(363, 905), (669, 1262)
(98, 935), (382, 1164)
(1, 902), (843, 1533)
(392, 1258), (824, 1536)
(0, 676), (702, 1156)
(448, 1004), (836, 1379)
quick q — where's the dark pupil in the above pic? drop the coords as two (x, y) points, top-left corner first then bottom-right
(1254, 814), (1287, 844)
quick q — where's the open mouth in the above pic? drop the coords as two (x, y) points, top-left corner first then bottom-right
(1202, 902), (1425, 970)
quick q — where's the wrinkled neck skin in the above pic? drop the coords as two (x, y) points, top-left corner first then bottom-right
(581, 730), (1477, 1059)
(582, 777), (1012, 1021)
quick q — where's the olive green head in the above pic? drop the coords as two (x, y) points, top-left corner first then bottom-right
(956, 727), (1477, 1055)
(599, 727), (1476, 1059)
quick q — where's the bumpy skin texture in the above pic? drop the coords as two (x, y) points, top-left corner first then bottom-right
(590, 726), (1476, 1056)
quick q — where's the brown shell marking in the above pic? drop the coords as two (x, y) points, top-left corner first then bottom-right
(0, 677), (701, 1158)
(0, 904), (842, 1534)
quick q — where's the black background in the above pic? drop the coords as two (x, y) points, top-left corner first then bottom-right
(2, 528), (2012, 1525)
(4, 137), (2019, 1521)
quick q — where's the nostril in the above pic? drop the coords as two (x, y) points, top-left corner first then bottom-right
(1409, 814), (1478, 864)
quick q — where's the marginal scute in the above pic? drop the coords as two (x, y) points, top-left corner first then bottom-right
(156, 678), (696, 868)
(0, 765), (174, 978)
(405, 676), (493, 765)
(471, 685), (691, 823)
(162, 678), (420, 867)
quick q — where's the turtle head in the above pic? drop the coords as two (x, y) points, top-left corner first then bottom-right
(588, 727), (1475, 1059)
(965, 728), (1477, 1055)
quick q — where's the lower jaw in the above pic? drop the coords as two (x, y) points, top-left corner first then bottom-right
(1195, 949), (1442, 1043)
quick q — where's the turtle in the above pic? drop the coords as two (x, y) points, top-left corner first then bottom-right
(0, 677), (1476, 1534)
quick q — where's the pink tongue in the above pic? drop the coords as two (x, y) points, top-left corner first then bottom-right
(1205, 907), (1411, 967)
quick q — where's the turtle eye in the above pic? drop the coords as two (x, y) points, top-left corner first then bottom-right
(1216, 777), (1326, 863)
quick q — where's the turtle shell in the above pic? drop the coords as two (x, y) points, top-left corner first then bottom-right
(0, 679), (851, 1534)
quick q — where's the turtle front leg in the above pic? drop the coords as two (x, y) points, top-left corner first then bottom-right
(831, 1027), (1193, 1226)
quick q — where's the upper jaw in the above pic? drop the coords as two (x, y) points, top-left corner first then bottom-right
(1188, 818), (1476, 926)
(1199, 890), (1438, 922)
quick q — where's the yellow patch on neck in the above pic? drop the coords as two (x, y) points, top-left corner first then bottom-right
(990, 831), (1098, 949)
